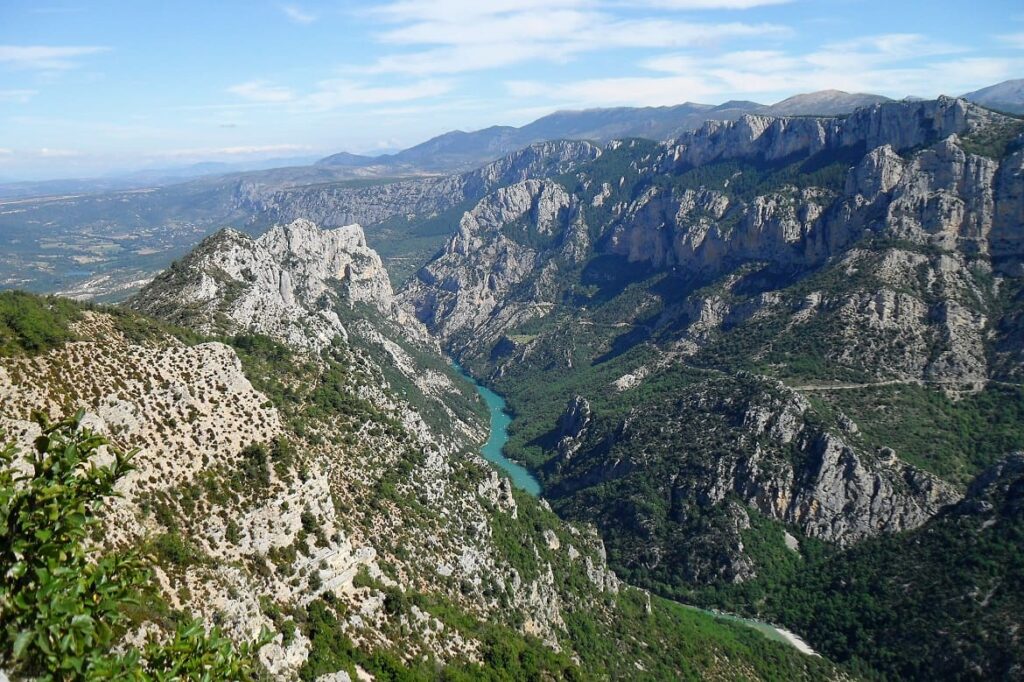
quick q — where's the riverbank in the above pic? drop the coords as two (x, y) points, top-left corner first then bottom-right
(453, 362), (819, 657)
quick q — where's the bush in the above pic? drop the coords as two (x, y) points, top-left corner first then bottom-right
(0, 410), (267, 679)
(0, 290), (79, 356)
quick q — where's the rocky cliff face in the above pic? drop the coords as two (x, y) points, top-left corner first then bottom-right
(545, 373), (960, 584)
(400, 97), (1024, 593)
(236, 140), (601, 232)
(131, 218), (402, 350)
(399, 179), (583, 345)
(600, 99), (1012, 279)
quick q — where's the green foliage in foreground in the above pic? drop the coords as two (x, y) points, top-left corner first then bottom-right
(0, 410), (267, 680)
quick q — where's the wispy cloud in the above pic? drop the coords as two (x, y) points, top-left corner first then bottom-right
(281, 4), (316, 24)
(361, 1), (789, 75)
(508, 34), (1022, 107)
(302, 78), (454, 111)
(997, 32), (1024, 49)
(161, 143), (312, 158)
(227, 80), (296, 102)
(0, 45), (109, 70)
(39, 147), (80, 158)
(0, 89), (38, 103)
(226, 76), (453, 111)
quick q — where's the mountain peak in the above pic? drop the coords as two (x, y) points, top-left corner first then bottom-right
(962, 78), (1024, 114)
(131, 219), (397, 348)
(767, 89), (893, 115)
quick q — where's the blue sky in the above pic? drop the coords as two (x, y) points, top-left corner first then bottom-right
(1, 0), (1022, 180)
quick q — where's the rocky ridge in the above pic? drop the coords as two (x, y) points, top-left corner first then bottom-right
(130, 219), (402, 350)
(399, 97), (1024, 597)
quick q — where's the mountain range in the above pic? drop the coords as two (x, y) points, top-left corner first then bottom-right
(4, 79), (1020, 201)
(1, 84), (1024, 679)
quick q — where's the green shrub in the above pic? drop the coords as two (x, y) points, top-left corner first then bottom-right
(0, 290), (79, 356)
(0, 410), (267, 679)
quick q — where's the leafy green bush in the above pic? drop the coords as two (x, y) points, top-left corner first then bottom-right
(0, 410), (267, 679)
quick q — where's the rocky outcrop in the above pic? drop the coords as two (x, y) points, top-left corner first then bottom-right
(784, 432), (959, 544)
(400, 180), (580, 344)
(662, 97), (984, 170)
(238, 141), (600, 232)
(546, 375), (961, 585)
(556, 396), (592, 459)
(680, 379), (960, 545)
(131, 218), (402, 350)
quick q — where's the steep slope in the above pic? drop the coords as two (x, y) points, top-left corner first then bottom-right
(130, 219), (402, 350)
(400, 97), (1024, 677)
(1, 230), (842, 678)
(762, 452), (1024, 679)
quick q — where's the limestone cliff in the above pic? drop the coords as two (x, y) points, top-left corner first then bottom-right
(400, 97), (1024, 590)
(131, 219), (400, 350)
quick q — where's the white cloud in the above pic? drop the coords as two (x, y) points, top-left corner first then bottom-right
(301, 78), (454, 112)
(39, 147), (80, 157)
(228, 80), (296, 102)
(281, 4), (316, 24)
(361, 2), (789, 75)
(161, 144), (312, 158)
(997, 32), (1024, 49)
(0, 45), (108, 70)
(225, 75), (452, 113)
(0, 148), (13, 156)
(0, 89), (38, 103)
(509, 34), (1023, 108)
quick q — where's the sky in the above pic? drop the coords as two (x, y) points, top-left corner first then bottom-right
(0, 0), (1022, 180)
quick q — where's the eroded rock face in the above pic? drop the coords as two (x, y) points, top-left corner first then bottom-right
(237, 140), (601, 231)
(547, 376), (962, 584)
(606, 110), (1008, 276)
(661, 97), (982, 170)
(400, 180), (579, 345)
(402, 98), (1022, 387)
(784, 432), (959, 544)
(131, 219), (401, 350)
(556, 396), (592, 459)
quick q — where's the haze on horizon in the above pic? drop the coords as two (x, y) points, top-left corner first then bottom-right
(0, 0), (1021, 181)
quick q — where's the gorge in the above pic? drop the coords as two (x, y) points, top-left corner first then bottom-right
(2, 89), (1024, 680)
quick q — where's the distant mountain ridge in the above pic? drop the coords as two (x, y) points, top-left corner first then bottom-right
(5, 80), (1020, 196)
(318, 81), (1022, 175)
(962, 78), (1024, 114)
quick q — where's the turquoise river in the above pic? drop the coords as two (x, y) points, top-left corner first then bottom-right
(455, 363), (817, 656)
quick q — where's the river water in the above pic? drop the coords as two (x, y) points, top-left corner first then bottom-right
(454, 363), (541, 496)
(454, 363), (817, 656)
